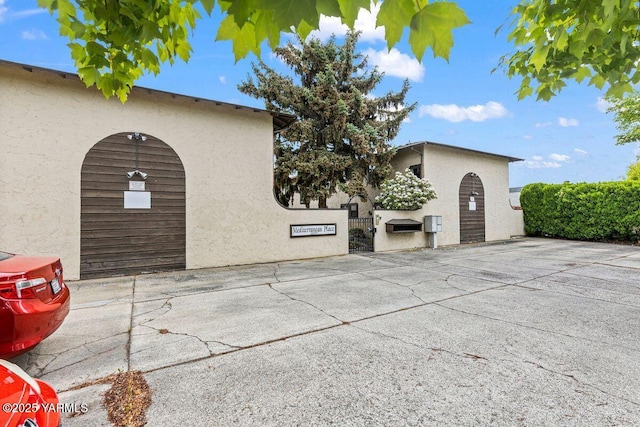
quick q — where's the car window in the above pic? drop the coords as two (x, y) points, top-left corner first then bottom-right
(0, 252), (14, 261)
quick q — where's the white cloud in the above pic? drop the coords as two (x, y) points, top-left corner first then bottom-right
(218, 75), (226, 84)
(558, 117), (579, 127)
(0, 2), (46, 23)
(312, 16), (346, 41)
(418, 101), (510, 123)
(353, 2), (384, 42)
(573, 148), (588, 156)
(535, 121), (553, 128)
(523, 159), (562, 169)
(523, 134), (533, 140)
(12, 8), (46, 19)
(22, 29), (47, 40)
(0, 0), (7, 22)
(595, 97), (612, 113)
(363, 48), (424, 82)
(524, 153), (571, 168)
(312, 2), (384, 43)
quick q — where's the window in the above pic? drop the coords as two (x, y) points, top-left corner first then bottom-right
(341, 203), (359, 218)
(409, 164), (421, 178)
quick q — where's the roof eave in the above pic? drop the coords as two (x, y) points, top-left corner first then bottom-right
(396, 140), (523, 162)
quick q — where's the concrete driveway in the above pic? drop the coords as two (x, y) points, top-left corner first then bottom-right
(12, 237), (640, 426)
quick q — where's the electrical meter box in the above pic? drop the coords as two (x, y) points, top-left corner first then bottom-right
(424, 215), (443, 233)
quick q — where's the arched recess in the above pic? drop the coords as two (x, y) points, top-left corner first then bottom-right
(81, 132), (186, 279)
(459, 172), (485, 244)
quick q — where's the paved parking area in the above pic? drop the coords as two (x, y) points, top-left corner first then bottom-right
(12, 237), (640, 425)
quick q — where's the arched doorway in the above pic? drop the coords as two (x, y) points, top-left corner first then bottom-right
(459, 172), (485, 244)
(80, 132), (186, 279)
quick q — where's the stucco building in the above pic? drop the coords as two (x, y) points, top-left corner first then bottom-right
(0, 60), (347, 280)
(1, 60), (524, 281)
(373, 142), (524, 252)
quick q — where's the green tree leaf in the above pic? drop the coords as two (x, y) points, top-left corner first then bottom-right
(316, 0), (341, 17)
(408, 2), (470, 61)
(377, 0), (416, 50)
(216, 15), (259, 61)
(257, 0), (319, 29)
(254, 10), (281, 50)
(501, 0), (640, 100)
(336, 0), (369, 27)
(607, 92), (640, 145)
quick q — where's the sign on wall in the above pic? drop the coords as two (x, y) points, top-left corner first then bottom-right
(124, 191), (151, 209)
(129, 181), (145, 191)
(290, 224), (336, 238)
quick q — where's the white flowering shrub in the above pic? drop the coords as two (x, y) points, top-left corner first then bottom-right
(375, 169), (437, 210)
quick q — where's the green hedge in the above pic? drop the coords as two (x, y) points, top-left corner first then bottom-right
(520, 181), (640, 242)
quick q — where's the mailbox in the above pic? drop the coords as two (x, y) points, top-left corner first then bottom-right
(385, 219), (423, 233)
(424, 215), (442, 233)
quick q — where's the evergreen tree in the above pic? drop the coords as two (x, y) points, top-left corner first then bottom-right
(239, 31), (415, 208)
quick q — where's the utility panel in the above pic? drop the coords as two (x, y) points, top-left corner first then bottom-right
(424, 215), (443, 233)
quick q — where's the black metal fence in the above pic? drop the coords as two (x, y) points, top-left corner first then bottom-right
(348, 217), (374, 253)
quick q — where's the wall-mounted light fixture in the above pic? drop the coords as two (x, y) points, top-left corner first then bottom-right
(127, 132), (147, 141)
(470, 191), (479, 196)
(470, 172), (477, 177)
(126, 170), (148, 180)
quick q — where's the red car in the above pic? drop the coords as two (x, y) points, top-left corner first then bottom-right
(0, 358), (61, 427)
(0, 252), (70, 359)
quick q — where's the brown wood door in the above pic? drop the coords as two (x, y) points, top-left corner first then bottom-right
(81, 132), (186, 279)
(459, 173), (485, 244)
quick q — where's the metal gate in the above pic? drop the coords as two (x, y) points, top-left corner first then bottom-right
(348, 217), (374, 253)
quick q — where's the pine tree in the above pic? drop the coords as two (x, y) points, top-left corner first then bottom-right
(238, 31), (415, 208)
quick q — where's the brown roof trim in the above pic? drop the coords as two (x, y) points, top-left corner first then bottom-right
(0, 59), (296, 132)
(397, 140), (523, 162)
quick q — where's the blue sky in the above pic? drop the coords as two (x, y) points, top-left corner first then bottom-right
(1, 0), (638, 187)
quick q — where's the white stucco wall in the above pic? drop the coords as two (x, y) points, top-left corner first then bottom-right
(374, 143), (524, 252)
(0, 62), (347, 280)
(374, 210), (429, 252)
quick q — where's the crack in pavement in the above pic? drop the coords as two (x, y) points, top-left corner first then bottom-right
(517, 358), (640, 407)
(26, 332), (129, 377)
(272, 265), (282, 284)
(72, 295), (133, 310)
(357, 324), (639, 408)
(444, 274), (469, 293)
(32, 335), (129, 380)
(267, 283), (345, 324)
(357, 272), (428, 304)
(126, 276), (136, 371)
(556, 270), (640, 292)
(514, 281), (640, 309)
(433, 302), (640, 353)
(133, 298), (175, 326)
(135, 324), (242, 357)
(350, 323), (488, 363)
